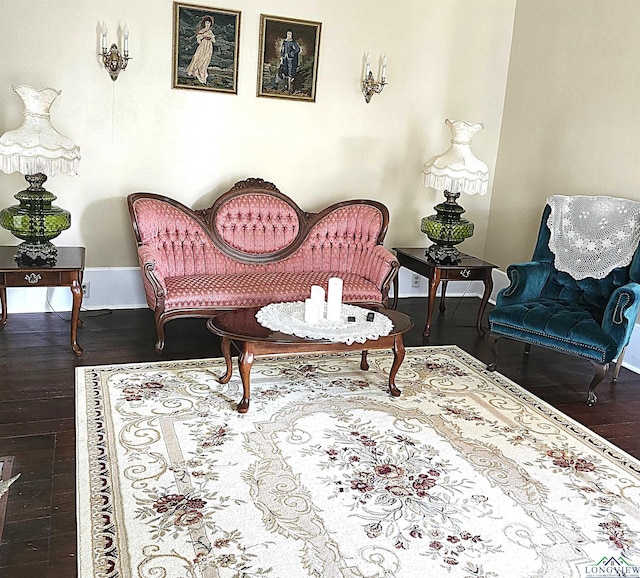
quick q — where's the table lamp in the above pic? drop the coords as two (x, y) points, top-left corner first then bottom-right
(421, 119), (488, 264)
(0, 85), (80, 266)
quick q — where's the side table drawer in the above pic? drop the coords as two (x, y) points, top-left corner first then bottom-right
(1, 271), (64, 287)
(440, 268), (488, 281)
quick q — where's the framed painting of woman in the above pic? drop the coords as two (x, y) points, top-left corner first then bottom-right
(172, 2), (241, 93)
(257, 15), (322, 102)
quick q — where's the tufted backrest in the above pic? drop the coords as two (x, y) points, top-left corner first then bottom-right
(533, 203), (640, 316)
(281, 203), (386, 276)
(212, 193), (301, 254)
(129, 195), (245, 277)
(208, 183), (306, 263)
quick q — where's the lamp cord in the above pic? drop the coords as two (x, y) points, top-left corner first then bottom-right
(45, 290), (113, 323)
(448, 281), (478, 330)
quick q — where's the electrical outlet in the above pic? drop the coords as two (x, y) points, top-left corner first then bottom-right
(81, 282), (91, 298)
(411, 274), (420, 287)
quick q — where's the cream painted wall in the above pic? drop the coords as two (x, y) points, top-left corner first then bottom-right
(0, 0), (515, 267)
(486, 0), (640, 270)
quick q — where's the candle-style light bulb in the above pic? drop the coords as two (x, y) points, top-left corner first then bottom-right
(101, 22), (108, 51)
(365, 52), (371, 76)
(123, 25), (129, 55)
(382, 55), (387, 81)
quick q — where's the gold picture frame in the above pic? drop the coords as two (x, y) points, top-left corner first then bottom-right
(172, 2), (241, 93)
(257, 14), (322, 102)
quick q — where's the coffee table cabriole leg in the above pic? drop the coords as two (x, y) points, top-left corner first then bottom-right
(388, 335), (405, 397)
(237, 342), (254, 414)
(217, 337), (233, 384)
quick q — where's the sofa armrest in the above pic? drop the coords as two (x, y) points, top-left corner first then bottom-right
(496, 261), (553, 306)
(602, 283), (640, 350)
(353, 245), (400, 300)
(137, 245), (167, 309)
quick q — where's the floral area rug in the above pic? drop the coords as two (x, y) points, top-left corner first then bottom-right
(76, 346), (640, 578)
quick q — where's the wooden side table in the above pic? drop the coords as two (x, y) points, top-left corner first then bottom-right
(393, 247), (497, 338)
(0, 246), (85, 356)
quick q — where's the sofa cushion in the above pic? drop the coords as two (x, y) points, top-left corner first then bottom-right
(164, 272), (382, 309)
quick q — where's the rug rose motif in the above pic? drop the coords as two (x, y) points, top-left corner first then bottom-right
(76, 346), (640, 578)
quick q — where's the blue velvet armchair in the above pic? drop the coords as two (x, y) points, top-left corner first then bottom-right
(487, 199), (640, 405)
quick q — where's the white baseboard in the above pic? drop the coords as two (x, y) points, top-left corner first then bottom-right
(7, 265), (639, 375)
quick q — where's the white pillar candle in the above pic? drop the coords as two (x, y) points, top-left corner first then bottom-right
(326, 277), (343, 322)
(310, 285), (325, 304)
(304, 298), (320, 324)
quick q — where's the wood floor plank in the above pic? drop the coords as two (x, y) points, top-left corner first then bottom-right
(1, 517), (52, 542)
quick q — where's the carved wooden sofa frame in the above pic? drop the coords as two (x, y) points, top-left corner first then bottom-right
(128, 178), (400, 354)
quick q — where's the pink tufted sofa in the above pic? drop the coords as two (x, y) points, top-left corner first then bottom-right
(128, 178), (400, 353)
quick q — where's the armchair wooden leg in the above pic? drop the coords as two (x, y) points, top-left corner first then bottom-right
(587, 362), (609, 406)
(154, 323), (166, 356)
(486, 335), (499, 371)
(612, 345), (627, 382)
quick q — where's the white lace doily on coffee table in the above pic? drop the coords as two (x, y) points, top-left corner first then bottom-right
(255, 302), (393, 345)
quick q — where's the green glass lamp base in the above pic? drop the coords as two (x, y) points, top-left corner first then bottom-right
(420, 190), (474, 265)
(14, 241), (59, 267)
(0, 173), (70, 266)
(425, 243), (463, 265)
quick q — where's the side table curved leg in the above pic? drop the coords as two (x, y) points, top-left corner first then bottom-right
(237, 342), (254, 413)
(360, 350), (369, 370)
(424, 270), (441, 338)
(0, 287), (6, 329)
(218, 337), (233, 384)
(477, 271), (494, 336)
(70, 279), (83, 357)
(439, 280), (448, 313)
(388, 335), (404, 397)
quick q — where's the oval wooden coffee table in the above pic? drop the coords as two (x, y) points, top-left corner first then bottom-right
(206, 306), (414, 413)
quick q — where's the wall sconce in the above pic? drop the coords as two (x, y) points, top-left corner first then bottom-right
(362, 53), (387, 103)
(101, 23), (130, 81)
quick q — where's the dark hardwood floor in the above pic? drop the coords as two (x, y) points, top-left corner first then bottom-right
(1, 297), (639, 576)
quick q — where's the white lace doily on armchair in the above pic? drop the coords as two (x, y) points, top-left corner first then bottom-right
(547, 195), (640, 280)
(255, 302), (393, 345)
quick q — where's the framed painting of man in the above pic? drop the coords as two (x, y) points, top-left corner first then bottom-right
(172, 2), (241, 93)
(257, 14), (322, 102)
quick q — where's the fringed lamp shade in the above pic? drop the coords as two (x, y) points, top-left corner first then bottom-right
(0, 85), (80, 265)
(421, 119), (488, 264)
